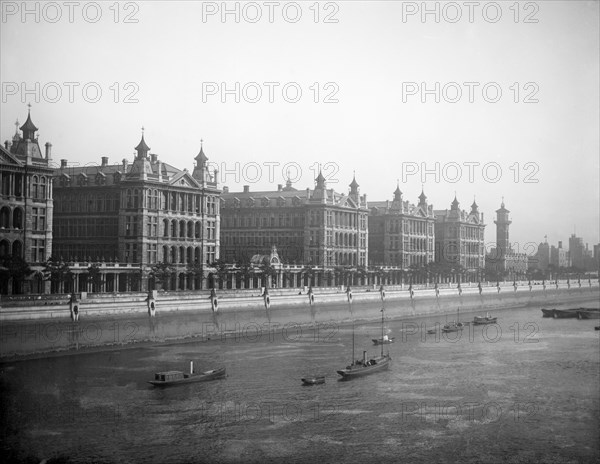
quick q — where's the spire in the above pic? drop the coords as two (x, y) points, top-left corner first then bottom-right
(419, 185), (427, 205)
(349, 171), (359, 194)
(315, 170), (326, 189)
(13, 119), (20, 141)
(451, 193), (459, 210)
(20, 104), (38, 140)
(134, 127), (150, 159)
(195, 139), (208, 166)
(393, 180), (402, 201)
(471, 196), (479, 213)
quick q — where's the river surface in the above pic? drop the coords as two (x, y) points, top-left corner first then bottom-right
(1, 300), (599, 464)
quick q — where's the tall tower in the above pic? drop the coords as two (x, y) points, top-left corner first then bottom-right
(494, 199), (511, 258)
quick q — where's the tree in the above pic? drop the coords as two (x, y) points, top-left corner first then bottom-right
(0, 254), (33, 295)
(149, 262), (176, 289)
(213, 259), (229, 289)
(187, 261), (205, 289)
(43, 259), (73, 293)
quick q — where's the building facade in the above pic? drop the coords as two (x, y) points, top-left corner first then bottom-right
(485, 200), (528, 280)
(434, 196), (486, 282)
(550, 241), (570, 269)
(0, 109), (54, 294)
(368, 186), (435, 269)
(220, 173), (369, 284)
(52, 133), (220, 292)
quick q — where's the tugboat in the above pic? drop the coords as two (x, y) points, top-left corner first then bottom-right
(473, 313), (497, 325)
(149, 362), (226, 387)
(442, 308), (464, 333)
(337, 308), (391, 380)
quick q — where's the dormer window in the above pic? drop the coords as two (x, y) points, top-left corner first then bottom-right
(113, 171), (122, 183)
(95, 173), (106, 185)
(261, 197), (270, 207)
(77, 173), (88, 186)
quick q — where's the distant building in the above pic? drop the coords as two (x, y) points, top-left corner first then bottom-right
(368, 185), (435, 269)
(52, 133), (220, 292)
(485, 200), (528, 280)
(550, 241), (570, 269)
(529, 238), (551, 271)
(0, 108), (54, 294)
(434, 196), (486, 282)
(220, 173), (369, 286)
(567, 234), (598, 271)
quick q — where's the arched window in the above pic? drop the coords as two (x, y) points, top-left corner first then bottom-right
(0, 240), (9, 256)
(179, 246), (185, 263)
(179, 220), (185, 238)
(12, 208), (23, 229)
(32, 175), (39, 199)
(12, 240), (23, 258)
(171, 220), (177, 237)
(162, 245), (169, 263)
(0, 207), (10, 228)
(40, 177), (47, 199)
(187, 221), (193, 238)
(163, 219), (169, 237)
(171, 246), (177, 263)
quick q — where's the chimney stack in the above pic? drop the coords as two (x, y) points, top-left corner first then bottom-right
(45, 142), (52, 160)
(122, 159), (128, 171)
(223, 186), (229, 193)
(558, 241), (563, 249)
(278, 184), (282, 191)
(101, 156), (108, 167)
(243, 185), (249, 193)
(60, 159), (67, 169)
(150, 153), (157, 163)
(4, 140), (8, 149)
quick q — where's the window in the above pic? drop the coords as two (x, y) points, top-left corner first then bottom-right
(206, 245), (216, 264)
(32, 208), (45, 231)
(207, 221), (216, 240)
(148, 244), (157, 264)
(32, 239), (45, 263)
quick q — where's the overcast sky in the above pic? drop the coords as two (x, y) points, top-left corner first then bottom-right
(1, 1), (599, 251)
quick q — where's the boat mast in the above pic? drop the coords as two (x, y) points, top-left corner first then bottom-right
(381, 308), (384, 357)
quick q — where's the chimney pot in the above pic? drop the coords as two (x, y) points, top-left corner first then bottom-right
(4, 140), (8, 149)
(278, 184), (282, 191)
(101, 156), (108, 167)
(243, 185), (249, 193)
(223, 186), (229, 193)
(60, 159), (67, 169)
(150, 153), (157, 163)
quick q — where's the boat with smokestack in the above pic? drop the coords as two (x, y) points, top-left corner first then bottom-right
(337, 308), (391, 380)
(149, 361), (226, 387)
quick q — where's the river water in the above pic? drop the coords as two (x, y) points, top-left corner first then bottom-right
(1, 300), (599, 464)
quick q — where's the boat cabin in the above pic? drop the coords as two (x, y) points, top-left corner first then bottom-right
(154, 371), (185, 382)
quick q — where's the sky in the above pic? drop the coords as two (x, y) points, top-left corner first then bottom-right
(1, 1), (599, 252)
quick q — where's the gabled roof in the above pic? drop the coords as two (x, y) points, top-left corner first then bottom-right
(0, 145), (22, 166)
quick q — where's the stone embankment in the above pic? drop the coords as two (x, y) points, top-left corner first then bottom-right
(1, 281), (598, 358)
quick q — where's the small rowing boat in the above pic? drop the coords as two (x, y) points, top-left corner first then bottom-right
(149, 363), (226, 387)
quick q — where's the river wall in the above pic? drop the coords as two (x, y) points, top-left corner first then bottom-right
(1, 282), (598, 359)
